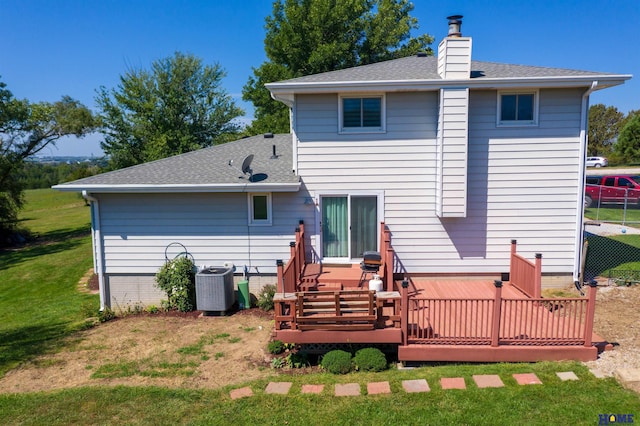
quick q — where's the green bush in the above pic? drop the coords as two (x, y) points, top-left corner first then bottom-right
(257, 284), (276, 311)
(286, 351), (309, 368)
(354, 347), (387, 372)
(268, 340), (285, 355)
(155, 257), (196, 312)
(320, 350), (352, 374)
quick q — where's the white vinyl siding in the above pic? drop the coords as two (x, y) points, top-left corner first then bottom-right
(294, 88), (583, 276)
(436, 88), (469, 218)
(98, 192), (312, 275)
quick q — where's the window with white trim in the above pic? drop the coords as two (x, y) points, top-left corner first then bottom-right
(497, 91), (538, 126)
(248, 193), (272, 226)
(339, 95), (385, 133)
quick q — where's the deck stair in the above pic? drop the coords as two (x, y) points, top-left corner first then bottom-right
(295, 290), (376, 331)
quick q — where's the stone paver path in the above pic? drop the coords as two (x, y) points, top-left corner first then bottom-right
(472, 374), (505, 388)
(335, 383), (360, 396)
(402, 379), (430, 393)
(230, 370), (588, 399)
(367, 381), (391, 395)
(440, 377), (466, 390)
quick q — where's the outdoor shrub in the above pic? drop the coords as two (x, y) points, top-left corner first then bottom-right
(146, 304), (159, 314)
(155, 256), (196, 312)
(271, 357), (285, 369)
(354, 348), (387, 372)
(257, 284), (276, 311)
(268, 340), (285, 355)
(286, 352), (309, 369)
(98, 306), (115, 323)
(320, 350), (352, 374)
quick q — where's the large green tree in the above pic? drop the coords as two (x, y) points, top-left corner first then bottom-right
(615, 113), (640, 164)
(587, 104), (625, 156)
(0, 79), (95, 244)
(96, 52), (244, 169)
(243, 0), (434, 134)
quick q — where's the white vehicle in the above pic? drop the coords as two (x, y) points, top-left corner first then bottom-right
(586, 156), (608, 168)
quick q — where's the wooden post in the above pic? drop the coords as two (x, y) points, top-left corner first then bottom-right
(583, 281), (598, 347)
(289, 241), (297, 286)
(534, 253), (542, 299)
(510, 240), (517, 284)
(401, 280), (409, 346)
(491, 280), (503, 347)
(276, 259), (284, 293)
(386, 248), (394, 291)
(298, 220), (306, 265)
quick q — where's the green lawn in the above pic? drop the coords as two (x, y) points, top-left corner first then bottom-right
(585, 205), (640, 225)
(0, 190), (638, 425)
(0, 189), (97, 377)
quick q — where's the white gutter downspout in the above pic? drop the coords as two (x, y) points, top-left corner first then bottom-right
(82, 190), (106, 310)
(574, 81), (598, 284)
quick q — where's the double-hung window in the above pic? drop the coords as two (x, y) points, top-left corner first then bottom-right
(497, 91), (538, 126)
(339, 95), (385, 133)
(248, 193), (272, 226)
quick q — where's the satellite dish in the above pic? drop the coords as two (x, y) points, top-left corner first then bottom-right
(241, 154), (254, 175)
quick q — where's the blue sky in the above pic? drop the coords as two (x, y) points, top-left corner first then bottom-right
(1, 0), (637, 157)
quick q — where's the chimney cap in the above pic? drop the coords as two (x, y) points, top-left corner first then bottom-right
(446, 14), (463, 37)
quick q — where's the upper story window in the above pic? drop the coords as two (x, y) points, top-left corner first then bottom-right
(248, 193), (272, 226)
(497, 91), (538, 126)
(339, 95), (385, 133)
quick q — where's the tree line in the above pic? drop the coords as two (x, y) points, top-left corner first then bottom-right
(588, 105), (640, 165)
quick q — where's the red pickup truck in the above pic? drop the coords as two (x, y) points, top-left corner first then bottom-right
(585, 175), (640, 208)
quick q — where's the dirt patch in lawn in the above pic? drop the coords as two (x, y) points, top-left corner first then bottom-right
(1, 284), (639, 394)
(0, 309), (275, 393)
(584, 284), (640, 378)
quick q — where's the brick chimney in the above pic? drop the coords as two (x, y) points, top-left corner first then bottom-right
(437, 15), (472, 79)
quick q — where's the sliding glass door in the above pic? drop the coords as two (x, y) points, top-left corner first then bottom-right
(321, 195), (378, 260)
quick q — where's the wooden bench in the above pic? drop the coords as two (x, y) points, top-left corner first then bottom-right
(295, 290), (376, 331)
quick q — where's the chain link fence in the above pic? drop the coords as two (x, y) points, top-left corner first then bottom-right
(583, 210), (640, 285)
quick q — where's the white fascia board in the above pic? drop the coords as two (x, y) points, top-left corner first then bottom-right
(266, 74), (631, 95)
(52, 182), (301, 193)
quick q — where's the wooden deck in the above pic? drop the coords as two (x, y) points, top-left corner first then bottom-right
(273, 222), (602, 362)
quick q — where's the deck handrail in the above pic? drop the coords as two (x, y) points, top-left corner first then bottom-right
(509, 240), (542, 299)
(276, 221), (307, 293)
(401, 280), (598, 347)
(379, 222), (394, 291)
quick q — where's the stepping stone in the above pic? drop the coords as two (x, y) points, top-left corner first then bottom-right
(265, 382), (292, 395)
(301, 384), (324, 394)
(367, 381), (391, 395)
(402, 379), (430, 393)
(335, 383), (360, 396)
(615, 368), (640, 390)
(472, 375), (504, 388)
(513, 373), (542, 385)
(589, 368), (608, 378)
(556, 371), (579, 381)
(440, 377), (466, 390)
(230, 387), (253, 400)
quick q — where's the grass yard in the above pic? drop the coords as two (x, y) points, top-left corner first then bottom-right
(0, 189), (97, 377)
(585, 205), (640, 225)
(0, 362), (639, 425)
(0, 189), (639, 425)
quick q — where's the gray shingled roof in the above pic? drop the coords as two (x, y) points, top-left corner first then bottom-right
(54, 134), (299, 191)
(272, 56), (614, 85)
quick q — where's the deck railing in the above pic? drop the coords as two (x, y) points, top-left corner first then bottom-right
(401, 280), (598, 347)
(509, 239), (542, 299)
(379, 222), (394, 291)
(276, 221), (306, 293)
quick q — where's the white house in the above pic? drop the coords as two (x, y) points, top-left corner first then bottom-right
(55, 16), (630, 310)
